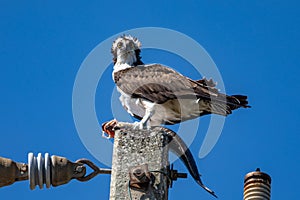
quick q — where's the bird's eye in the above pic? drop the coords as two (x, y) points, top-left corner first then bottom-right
(130, 43), (135, 49)
(117, 42), (123, 48)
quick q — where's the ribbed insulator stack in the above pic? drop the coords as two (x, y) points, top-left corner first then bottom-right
(244, 168), (271, 200)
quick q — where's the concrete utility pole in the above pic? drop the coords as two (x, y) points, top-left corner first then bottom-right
(109, 124), (170, 200)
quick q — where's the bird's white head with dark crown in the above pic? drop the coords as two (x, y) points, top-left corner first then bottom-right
(111, 35), (143, 73)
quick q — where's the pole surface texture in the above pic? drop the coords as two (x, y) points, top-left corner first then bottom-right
(110, 124), (169, 200)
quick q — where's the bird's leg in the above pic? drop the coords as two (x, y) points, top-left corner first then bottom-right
(133, 101), (155, 129)
(133, 109), (154, 129)
(141, 108), (154, 128)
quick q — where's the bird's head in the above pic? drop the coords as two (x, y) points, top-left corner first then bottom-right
(111, 35), (142, 66)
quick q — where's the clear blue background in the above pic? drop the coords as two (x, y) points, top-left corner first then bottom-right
(1, 1), (299, 199)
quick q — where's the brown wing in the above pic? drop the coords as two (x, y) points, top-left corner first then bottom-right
(114, 64), (249, 116)
(114, 64), (205, 102)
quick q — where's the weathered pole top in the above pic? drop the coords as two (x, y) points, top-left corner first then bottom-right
(109, 123), (169, 200)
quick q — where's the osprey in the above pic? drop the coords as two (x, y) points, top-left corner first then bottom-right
(111, 35), (250, 129)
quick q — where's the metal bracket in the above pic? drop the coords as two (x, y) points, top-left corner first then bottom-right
(129, 164), (153, 192)
(167, 164), (187, 188)
(129, 163), (187, 191)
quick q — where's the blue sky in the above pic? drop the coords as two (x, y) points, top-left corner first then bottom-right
(1, 1), (299, 199)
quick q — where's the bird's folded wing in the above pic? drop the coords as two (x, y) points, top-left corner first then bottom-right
(114, 64), (222, 104)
